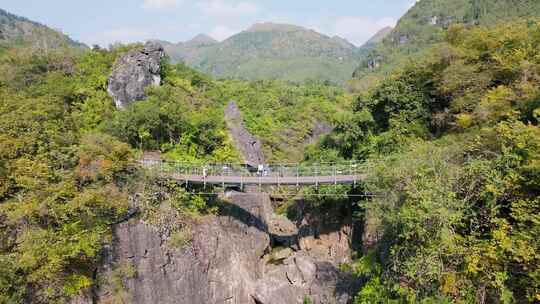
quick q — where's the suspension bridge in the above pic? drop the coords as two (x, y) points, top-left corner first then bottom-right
(142, 160), (368, 189)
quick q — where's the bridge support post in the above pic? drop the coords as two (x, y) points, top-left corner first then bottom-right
(185, 164), (188, 188)
(296, 165), (299, 190)
(351, 161), (357, 188)
(315, 165), (318, 189)
(221, 165), (225, 189)
(277, 165), (280, 188)
(334, 165), (337, 186)
(203, 166), (206, 190)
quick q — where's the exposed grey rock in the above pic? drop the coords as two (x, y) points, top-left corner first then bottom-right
(366, 54), (384, 71)
(361, 208), (384, 254)
(398, 35), (409, 45)
(92, 191), (358, 304)
(224, 101), (266, 167)
(68, 294), (93, 304)
(298, 216), (353, 266)
(269, 214), (299, 248)
(306, 121), (333, 145)
(273, 247), (294, 261)
(294, 254), (317, 285)
(107, 41), (164, 108)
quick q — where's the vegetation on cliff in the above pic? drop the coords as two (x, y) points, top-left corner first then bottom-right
(352, 0), (540, 89)
(0, 36), (350, 301)
(1, 4), (540, 304)
(0, 8), (86, 50)
(318, 20), (540, 303)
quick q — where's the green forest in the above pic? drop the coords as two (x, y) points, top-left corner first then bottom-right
(0, 41), (351, 302)
(340, 20), (540, 303)
(0, 6), (539, 304)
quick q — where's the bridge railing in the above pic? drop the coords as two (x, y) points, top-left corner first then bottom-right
(143, 160), (368, 178)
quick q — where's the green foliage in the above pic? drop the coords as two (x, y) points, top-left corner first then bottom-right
(303, 296), (314, 304)
(107, 262), (136, 303)
(0, 45), (136, 302)
(334, 20), (540, 160)
(352, 0), (540, 89)
(210, 79), (350, 162)
(0, 43), (226, 302)
(168, 227), (192, 249)
(329, 20), (540, 303)
(2, 8), (538, 304)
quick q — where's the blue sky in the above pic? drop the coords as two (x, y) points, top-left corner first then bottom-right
(2, 0), (416, 46)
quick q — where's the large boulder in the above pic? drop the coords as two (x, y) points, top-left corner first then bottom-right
(107, 41), (164, 108)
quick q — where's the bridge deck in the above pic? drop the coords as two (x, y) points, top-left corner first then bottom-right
(164, 173), (366, 185)
(145, 160), (368, 186)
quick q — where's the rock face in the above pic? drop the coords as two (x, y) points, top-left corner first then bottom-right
(92, 192), (359, 304)
(224, 101), (266, 167)
(107, 41), (164, 108)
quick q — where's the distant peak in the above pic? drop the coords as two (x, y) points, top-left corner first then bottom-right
(187, 34), (218, 45)
(331, 35), (356, 48)
(363, 26), (393, 46)
(377, 26), (394, 34)
(247, 22), (306, 33)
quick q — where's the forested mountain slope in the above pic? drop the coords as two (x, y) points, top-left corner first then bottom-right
(316, 19), (540, 303)
(352, 0), (540, 86)
(0, 8), (86, 49)
(164, 23), (364, 84)
(362, 26), (392, 47)
(157, 34), (217, 67)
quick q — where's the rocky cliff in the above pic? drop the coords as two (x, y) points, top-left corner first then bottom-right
(107, 41), (164, 108)
(79, 192), (359, 304)
(225, 101), (266, 167)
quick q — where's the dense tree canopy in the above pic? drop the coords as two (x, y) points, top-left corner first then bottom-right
(0, 41), (351, 302)
(0, 13), (539, 304)
(318, 20), (540, 303)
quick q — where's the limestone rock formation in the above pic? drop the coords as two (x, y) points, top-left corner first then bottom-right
(224, 101), (266, 167)
(107, 41), (164, 108)
(91, 192), (359, 304)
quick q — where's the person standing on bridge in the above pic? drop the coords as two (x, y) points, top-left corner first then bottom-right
(257, 164), (264, 176)
(203, 166), (208, 178)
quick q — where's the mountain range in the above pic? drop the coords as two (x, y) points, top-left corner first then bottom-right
(159, 22), (376, 84)
(352, 0), (540, 81)
(0, 8), (86, 49)
(0, 6), (386, 84)
(3, 0), (540, 85)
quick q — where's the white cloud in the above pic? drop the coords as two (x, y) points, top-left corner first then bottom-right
(334, 16), (396, 46)
(84, 24), (189, 46)
(197, 0), (259, 18)
(209, 25), (238, 41)
(142, 0), (182, 9)
(86, 27), (152, 46)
